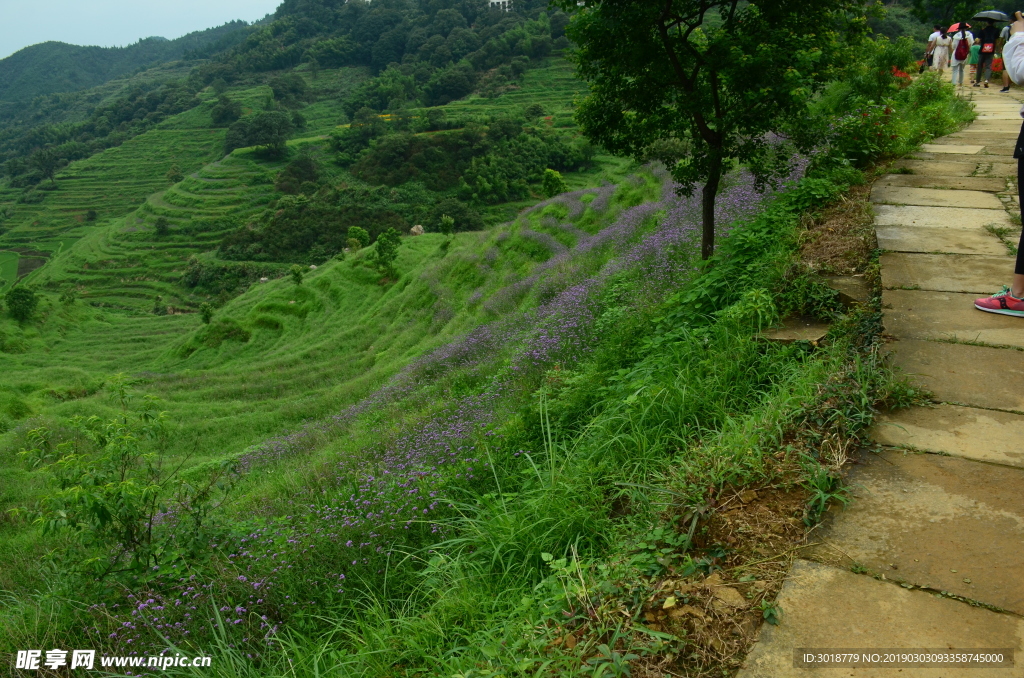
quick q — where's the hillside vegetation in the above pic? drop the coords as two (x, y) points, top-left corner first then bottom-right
(0, 0), (976, 675)
(0, 22), (255, 104)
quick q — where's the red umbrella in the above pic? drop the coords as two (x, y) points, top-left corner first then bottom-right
(948, 22), (971, 32)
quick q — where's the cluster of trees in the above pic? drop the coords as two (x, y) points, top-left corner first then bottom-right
(218, 165), (483, 264)
(335, 111), (593, 204)
(219, 185), (417, 263)
(192, 0), (568, 108)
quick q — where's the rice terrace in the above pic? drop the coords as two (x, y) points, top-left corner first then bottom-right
(2, 0), (1023, 676)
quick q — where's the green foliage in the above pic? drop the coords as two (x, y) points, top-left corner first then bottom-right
(290, 264), (304, 286)
(0, 21), (251, 102)
(439, 214), (455, 237)
(542, 168), (568, 197)
(910, 0), (985, 23)
(219, 185), (426, 263)
(59, 286), (77, 305)
(269, 73), (309, 103)
(210, 95), (242, 126)
(85, 209), (97, 221)
(372, 227), (401, 278)
(180, 256), (281, 294)
(275, 153), (321, 194)
(563, 0), (866, 258)
(165, 164), (184, 184)
(4, 286), (37, 321)
(154, 216), (170, 236)
(199, 302), (214, 324)
(809, 70), (973, 172)
(224, 110), (294, 157)
(29, 147), (60, 184)
(347, 225), (369, 248)
(18, 382), (234, 584)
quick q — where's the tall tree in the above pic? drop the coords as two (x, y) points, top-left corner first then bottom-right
(560, 0), (866, 259)
(29, 147), (60, 185)
(910, 0), (985, 24)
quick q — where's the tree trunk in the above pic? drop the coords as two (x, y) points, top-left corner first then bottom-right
(700, 151), (723, 260)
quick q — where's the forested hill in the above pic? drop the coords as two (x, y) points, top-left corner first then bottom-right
(0, 21), (254, 103)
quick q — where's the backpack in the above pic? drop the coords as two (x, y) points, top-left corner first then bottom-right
(955, 35), (970, 61)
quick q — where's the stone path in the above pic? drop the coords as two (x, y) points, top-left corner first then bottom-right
(739, 89), (1024, 676)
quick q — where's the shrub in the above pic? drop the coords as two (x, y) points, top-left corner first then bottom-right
(199, 302), (214, 324)
(166, 164), (184, 183)
(5, 287), (37, 321)
(439, 214), (455, 238)
(373, 227), (402, 278)
(290, 265), (304, 286)
(542, 168), (568, 197)
(154, 217), (170, 236)
(347, 226), (370, 248)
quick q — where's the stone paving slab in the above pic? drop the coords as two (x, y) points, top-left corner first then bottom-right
(908, 152), (1001, 163)
(870, 186), (1003, 209)
(874, 174), (1006, 191)
(737, 560), (1024, 678)
(983, 162), (1019, 176)
(882, 289), (1024, 348)
(919, 143), (984, 154)
(874, 204), (1014, 229)
(872, 403), (1024, 467)
(885, 338), (1024, 411)
(807, 450), (1024, 614)
(892, 159), (981, 175)
(880, 252), (1014, 293)
(762, 316), (830, 343)
(930, 134), (1014, 146)
(980, 146), (1016, 156)
(876, 225), (1011, 255)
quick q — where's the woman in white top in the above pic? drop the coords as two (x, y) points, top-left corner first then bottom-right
(974, 12), (1024, 316)
(951, 26), (974, 86)
(931, 28), (952, 73)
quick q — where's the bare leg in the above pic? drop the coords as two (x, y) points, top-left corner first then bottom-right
(1012, 274), (1024, 298)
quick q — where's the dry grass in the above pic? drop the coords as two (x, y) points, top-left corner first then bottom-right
(630, 486), (810, 677)
(799, 183), (876, 275)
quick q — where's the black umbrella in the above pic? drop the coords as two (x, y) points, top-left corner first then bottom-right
(973, 10), (1011, 22)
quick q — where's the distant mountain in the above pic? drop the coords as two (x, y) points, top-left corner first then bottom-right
(0, 21), (253, 103)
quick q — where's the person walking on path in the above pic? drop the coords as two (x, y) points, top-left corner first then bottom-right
(931, 27), (952, 74)
(951, 24), (974, 86)
(974, 19), (999, 86)
(925, 25), (941, 70)
(969, 38), (982, 77)
(975, 11), (1024, 315)
(1000, 22), (1013, 91)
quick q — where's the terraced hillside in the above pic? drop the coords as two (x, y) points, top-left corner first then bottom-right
(0, 105), (227, 286)
(30, 155), (278, 310)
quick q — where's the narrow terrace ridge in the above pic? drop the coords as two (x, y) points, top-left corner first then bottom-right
(739, 88), (1024, 676)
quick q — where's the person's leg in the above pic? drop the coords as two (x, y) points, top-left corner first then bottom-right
(1003, 68), (1012, 90)
(1015, 157), (1024, 297)
(975, 158), (1024, 314)
(952, 62), (962, 85)
(984, 54), (994, 83)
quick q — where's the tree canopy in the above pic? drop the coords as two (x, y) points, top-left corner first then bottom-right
(561, 0), (866, 258)
(224, 111), (295, 157)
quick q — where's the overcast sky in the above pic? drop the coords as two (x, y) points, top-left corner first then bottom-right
(0, 0), (283, 59)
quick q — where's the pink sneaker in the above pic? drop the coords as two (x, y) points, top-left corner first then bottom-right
(975, 286), (1024, 317)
